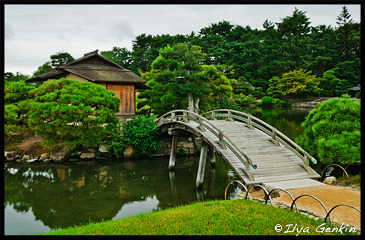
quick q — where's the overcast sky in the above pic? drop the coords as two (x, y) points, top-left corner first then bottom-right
(4, 4), (362, 76)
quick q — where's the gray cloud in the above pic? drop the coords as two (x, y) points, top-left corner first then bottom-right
(109, 20), (135, 41)
(5, 21), (15, 40)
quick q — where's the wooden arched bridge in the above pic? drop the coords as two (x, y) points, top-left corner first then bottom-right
(156, 109), (321, 189)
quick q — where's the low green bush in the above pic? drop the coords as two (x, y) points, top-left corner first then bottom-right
(122, 115), (161, 156)
(106, 122), (126, 158)
(233, 93), (257, 106)
(260, 96), (276, 107)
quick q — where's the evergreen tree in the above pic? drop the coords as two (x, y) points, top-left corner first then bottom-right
(138, 43), (210, 115)
(101, 47), (132, 69)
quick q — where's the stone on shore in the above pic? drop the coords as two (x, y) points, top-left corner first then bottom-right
(80, 152), (96, 159)
(49, 144), (71, 162)
(323, 176), (338, 185)
(26, 158), (39, 163)
(39, 153), (50, 161)
(5, 151), (20, 161)
(123, 145), (135, 158)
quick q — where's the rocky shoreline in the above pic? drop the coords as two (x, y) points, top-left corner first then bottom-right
(291, 97), (360, 108)
(4, 133), (199, 164)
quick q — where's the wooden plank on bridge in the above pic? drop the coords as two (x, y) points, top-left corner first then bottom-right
(185, 119), (320, 185)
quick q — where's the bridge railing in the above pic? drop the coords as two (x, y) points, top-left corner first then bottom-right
(156, 110), (257, 181)
(202, 109), (317, 166)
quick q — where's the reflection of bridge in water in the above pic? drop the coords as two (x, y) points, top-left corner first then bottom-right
(156, 109), (321, 189)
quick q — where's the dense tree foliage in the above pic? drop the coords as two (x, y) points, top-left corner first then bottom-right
(31, 51), (75, 77)
(100, 7), (359, 96)
(4, 72), (29, 81)
(319, 69), (349, 96)
(27, 78), (120, 149)
(101, 46), (132, 69)
(297, 97), (360, 165)
(32, 62), (53, 76)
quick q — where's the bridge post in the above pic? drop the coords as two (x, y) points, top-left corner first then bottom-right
(208, 146), (216, 167)
(183, 111), (189, 123)
(270, 129), (281, 147)
(196, 144), (208, 188)
(226, 110), (234, 122)
(211, 111), (217, 120)
(171, 112), (176, 121)
(247, 116), (255, 130)
(216, 130), (227, 149)
(169, 135), (179, 170)
(198, 117), (206, 132)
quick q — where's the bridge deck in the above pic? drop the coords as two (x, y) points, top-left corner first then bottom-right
(186, 119), (320, 185)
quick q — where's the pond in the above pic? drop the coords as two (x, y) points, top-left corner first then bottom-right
(4, 156), (236, 235)
(4, 107), (314, 235)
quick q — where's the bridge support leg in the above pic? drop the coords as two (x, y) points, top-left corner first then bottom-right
(196, 144), (208, 188)
(208, 146), (216, 167)
(169, 135), (179, 170)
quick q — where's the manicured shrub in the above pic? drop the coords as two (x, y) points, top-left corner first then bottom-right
(297, 97), (360, 165)
(28, 78), (120, 150)
(4, 80), (36, 136)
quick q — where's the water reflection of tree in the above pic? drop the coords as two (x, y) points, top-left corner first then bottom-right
(4, 156), (232, 230)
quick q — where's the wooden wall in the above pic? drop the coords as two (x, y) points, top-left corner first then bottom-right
(106, 84), (135, 116)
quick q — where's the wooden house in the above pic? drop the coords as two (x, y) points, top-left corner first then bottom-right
(27, 50), (148, 118)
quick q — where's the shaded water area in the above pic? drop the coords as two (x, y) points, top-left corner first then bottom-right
(4, 155), (235, 235)
(6, 107), (345, 235)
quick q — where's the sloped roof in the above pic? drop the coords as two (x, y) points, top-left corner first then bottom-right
(27, 50), (148, 89)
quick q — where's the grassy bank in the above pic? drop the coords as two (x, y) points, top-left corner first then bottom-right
(42, 199), (357, 235)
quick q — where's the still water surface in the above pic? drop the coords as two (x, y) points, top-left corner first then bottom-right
(4, 107), (312, 235)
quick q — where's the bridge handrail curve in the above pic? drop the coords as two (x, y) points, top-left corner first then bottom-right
(155, 109), (256, 181)
(202, 109), (316, 166)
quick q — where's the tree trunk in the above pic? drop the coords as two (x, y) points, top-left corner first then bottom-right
(187, 93), (200, 113)
(187, 93), (194, 112)
(193, 96), (200, 113)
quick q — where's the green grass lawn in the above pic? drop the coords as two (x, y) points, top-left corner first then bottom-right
(41, 199), (358, 235)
